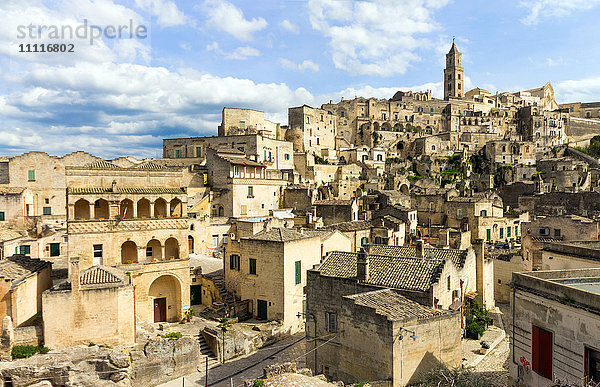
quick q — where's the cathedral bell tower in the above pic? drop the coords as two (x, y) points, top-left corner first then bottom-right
(444, 39), (464, 100)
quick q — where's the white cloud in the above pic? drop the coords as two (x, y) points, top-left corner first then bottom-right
(279, 19), (299, 34)
(280, 58), (320, 72)
(202, 0), (267, 41)
(318, 82), (443, 103)
(307, 0), (450, 76)
(180, 43), (191, 50)
(555, 76), (600, 103)
(225, 46), (260, 60)
(546, 57), (563, 67)
(134, 0), (187, 28)
(519, 0), (600, 25)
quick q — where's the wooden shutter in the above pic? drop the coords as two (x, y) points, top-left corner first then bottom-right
(295, 261), (301, 284)
(532, 325), (553, 379)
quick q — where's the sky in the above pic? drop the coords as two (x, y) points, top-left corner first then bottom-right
(1, 0), (600, 159)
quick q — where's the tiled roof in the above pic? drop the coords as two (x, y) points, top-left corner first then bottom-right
(85, 160), (120, 169)
(369, 244), (469, 268)
(68, 187), (186, 194)
(133, 161), (166, 170)
(0, 187), (24, 195)
(0, 255), (50, 288)
(247, 227), (317, 242)
(318, 251), (445, 292)
(218, 153), (265, 167)
(298, 229), (335, 240)
(345, 288), (444, 322)
(324, 221), (371, 232)
(0, 228), (24, 242)
(79, 266), (124, 286)
(313, 199), (353, 206)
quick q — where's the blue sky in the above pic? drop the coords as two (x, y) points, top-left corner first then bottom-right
(1, 0), (600, 158)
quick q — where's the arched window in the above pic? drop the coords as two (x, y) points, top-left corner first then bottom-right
(121, 241), (138, 264)
(361, 237), (369, 246)
(119, 199), (134, 219)
(74, 199), (90, 220)
(154, 198), (167, 218)
(94, 199), (109, 219)
(137, 198), (151, 218)
(165, 237), (180, 260)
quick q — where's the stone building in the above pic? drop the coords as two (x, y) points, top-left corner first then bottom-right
(205, 147), (288, 218)
(313, 199), (359, 226)
(287, 105), (337, 153)
(484, 140), (535, 167)
(223, 228), (322, 333)
(538, 240), (600, 272)
(305, 248), (464, 384)
(162, 133), (294, 171)
(510, 268), (600, 385)
(0, 255), (52, 327)
(324, 220), (372, 252)
(65, 159), (191, 325)
(560, 101), (600, 120)
(518, 105), (567, 149)
(218, 107), (281, 138)
(43, 259), (135, 348)
(317, 288), (462, 385)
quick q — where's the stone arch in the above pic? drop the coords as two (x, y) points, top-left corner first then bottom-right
(94, 199), (109, 219)
(119, 199), (134, 219)
(399, 184), (409, 194)
(381, 122), (392, 131)
(165, 237), (180, 260)
(373, 122), (380, 131)
(170, 198), (182, 217)
(74, 199), (90, 220)
(121, 241), (138, 264)
(137, 198), (151, 218)
(154, 198), (167, 218)
(146, 239), (162, 261)
(148, 275), (182, 323)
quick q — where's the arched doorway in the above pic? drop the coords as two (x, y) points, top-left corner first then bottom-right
(146, 239), (162, 261)
(165, 237), (180, 260)
(74, 199), (90, 220)
(137, 198), (151, 218)
(154, 198), (167, 218)
(399, 184), (409, 194)
(149, 275), (182, 323)
(188, 235), (194, 254)
(119, 199), (134, 219)
(121, 241), (138, 264)
(94, 199), (109, 219)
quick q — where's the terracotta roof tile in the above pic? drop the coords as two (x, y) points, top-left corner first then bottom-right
(79, 266), (124, 286)
(68, 187), (186, 194)
(313, 199), (354, 206)
(318, 251), (445, 292)
(369, 244), (469, 268)
(85, 160), (120, 169)
(345, 288), (445, 322)
(324, 221), (371, 232)
(247, 227), (317, 242)
(0, 255), (50, 288)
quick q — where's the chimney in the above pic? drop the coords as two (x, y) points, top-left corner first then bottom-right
(70, 257), (80, 292)
(416, 239), (425, 259)
(356, 247), (369, 283)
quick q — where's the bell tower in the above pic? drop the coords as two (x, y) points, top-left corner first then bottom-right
(444, 39), (464, 100)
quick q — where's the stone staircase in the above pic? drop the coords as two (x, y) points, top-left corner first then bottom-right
(204, 270), (236, 306)
(197, 333), (220, 369)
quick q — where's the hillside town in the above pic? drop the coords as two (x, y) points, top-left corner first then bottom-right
(1, 41), (600, 386)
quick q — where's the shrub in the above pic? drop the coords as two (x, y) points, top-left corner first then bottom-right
(162, 332), (182, 340)
(413, 364), (494, 387)
(253, 380), (265, 387)
(465, 298), (492, 339)
(11, 345), (50, 359)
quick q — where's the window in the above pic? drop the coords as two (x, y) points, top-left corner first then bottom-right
(507, 227), (511, 238)
(340, 111), (345, 117)
(222, 234), (228, 244)
(249, 258), (257, 275)
(554, 229), (561, 238)
(19, 245), (31, 255)
(325, 312), (337, 333)
(532, 325), (553, 379)
(93, 244), (103, 265)
(49, 243), (60, 257)
(486, 229), (491, 241)
(539, 228), (549, 236)
(230, 254), (240, 270)
(585, 347), (600, 383)
(43, 206), (51, 215)
(240, 120), (245, 129)
(146, 247), (152, 257)
(480, 210), (487, 217)
(447, 275), (451, 291)
(320, 114), (323, 122)
(515, 225), (519, 236)
(457, 209), (462, 219)
(499, 228), (504, 239)
(195, 147), (202, 158)
(295, 261), (301, 285)
(360, 237), (369, 246)
(175, 149), (183, 158)
(45, 198), (49, 204)
(248, 186), (254, 198)
(306, 116), (310, 124)
(28, 170), (35, 181)
(212, 235), (219, 247)
(0, 212), (4, 221)
(284, 153), (290, 161)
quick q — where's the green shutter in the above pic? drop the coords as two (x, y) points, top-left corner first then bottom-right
(0, 212), (4, 221)
(20, 245), (30, 255)
(486, 229), (491, 241)
(50, 243), (60, 257)
(515, 225), (519, 236)
(500, 228), (504, 239)
(295, 261), (301, 285)
(43, 206), (51, 215)
(28, 170), (35, 181)
(507, 227), (511, 238)
(249, 258), (257, 275)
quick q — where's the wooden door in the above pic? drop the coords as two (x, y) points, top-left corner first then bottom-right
(257, 299), (267, 320)
(154, 297), (167, 322)
(188, 236), (194, 253)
